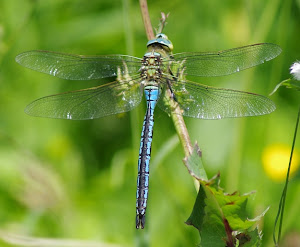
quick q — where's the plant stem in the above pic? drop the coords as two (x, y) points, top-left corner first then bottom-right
(170, 99), (193, 156)
(139, 0), (155, 40)
(273, 104), (300, 245)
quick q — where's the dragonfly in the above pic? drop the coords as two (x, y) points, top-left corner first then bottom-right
(16, 33), (281, 229)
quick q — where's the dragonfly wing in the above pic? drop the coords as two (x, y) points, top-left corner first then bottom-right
(16, 50), (141, 80)
(169, 43), (281, 77)
(25, 79), (143, 120)
(157, 80), (275, 119)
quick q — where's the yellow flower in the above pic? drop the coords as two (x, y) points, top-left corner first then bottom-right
(262, 144), (300, 182)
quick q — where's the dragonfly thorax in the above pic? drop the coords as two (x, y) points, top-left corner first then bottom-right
(140, 52), (162, 82)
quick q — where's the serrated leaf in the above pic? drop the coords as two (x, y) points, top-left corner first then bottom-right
(183, 143), (208, 180)
(236, 228), (262, 247)
(187, 175), (265, 247)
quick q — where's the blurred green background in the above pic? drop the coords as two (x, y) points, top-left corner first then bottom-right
(0, 0), (300, 246)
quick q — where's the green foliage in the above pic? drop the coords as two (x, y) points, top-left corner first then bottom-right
(184, 145), (266, 246)
(271, 79), (300, 95)
(186, 174), (266, 246)
(183, 143), (207, 180)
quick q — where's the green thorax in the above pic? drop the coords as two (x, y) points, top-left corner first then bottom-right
(140, 34), (173, 85)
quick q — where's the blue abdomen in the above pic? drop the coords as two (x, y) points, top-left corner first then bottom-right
(136, 85), (160, 229)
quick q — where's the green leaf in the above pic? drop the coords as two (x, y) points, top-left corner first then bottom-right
(186, 174), (266, 247)
(236, 228), (262, 247)
(270, 78), (300, 95)
(183, 142), (208, 180)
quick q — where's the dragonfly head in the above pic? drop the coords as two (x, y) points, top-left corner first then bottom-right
(147, 33), (173, 52)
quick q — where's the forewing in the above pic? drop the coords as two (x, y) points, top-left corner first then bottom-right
(169, 43), (281, 77)
(16, 50), (141, 80)
(157, 80), (275, 119)
(25, 79), (143, 120)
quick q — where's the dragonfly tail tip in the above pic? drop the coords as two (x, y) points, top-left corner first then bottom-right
(136, 213), (146, 229)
